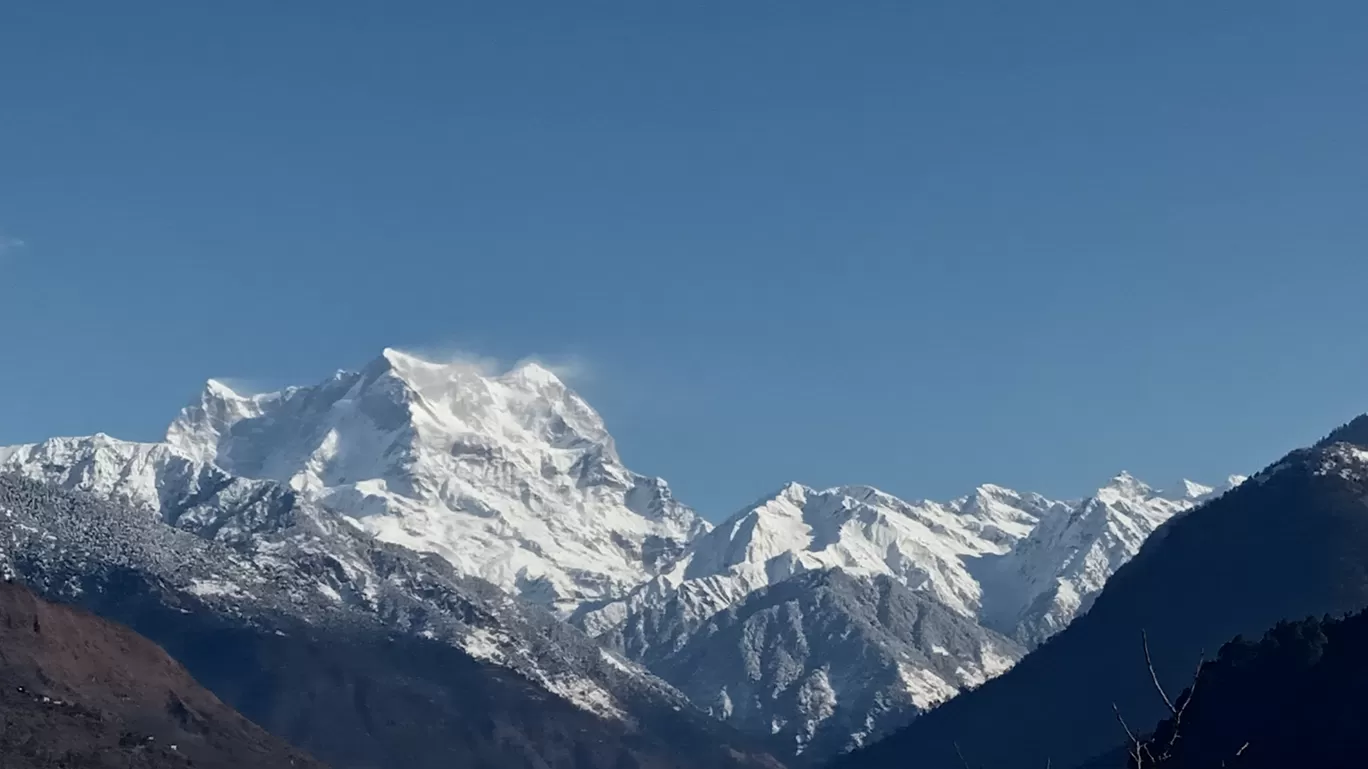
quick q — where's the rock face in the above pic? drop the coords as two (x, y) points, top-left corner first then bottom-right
(834, 417), (1368, 769)
(0, 578), (326, 769)
(0, 348), (1236, 762)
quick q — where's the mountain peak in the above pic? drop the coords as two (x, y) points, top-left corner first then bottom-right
(1164, 478), (1215, 501)
(374, 347), (486, 388)
(504, 359), (566, 389)
(155, 347), (704, 614)
(1097, 470), (1153, 499)
(204, 378), (243, 399)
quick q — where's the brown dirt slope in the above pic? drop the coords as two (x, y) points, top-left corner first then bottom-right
(0, 579), (325, 769)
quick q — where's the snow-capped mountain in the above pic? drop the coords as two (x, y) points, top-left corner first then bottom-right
(582, 475), (1236, 659)
(0, 347), (1242, 761)
(162, 348), (708, 615)
(577, 473), (1239, 754)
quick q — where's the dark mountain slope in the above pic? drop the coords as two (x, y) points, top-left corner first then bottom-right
(1129, 611), (1368, 769)
(834, 417), (1368, 769)
(0, 579), (324, 769)
(1081, 608), (1368, 769)
(77, 572), (781, 769)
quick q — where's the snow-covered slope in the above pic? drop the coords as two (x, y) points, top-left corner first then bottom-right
(975, 472), (1246, 643)
(578, 482), (1050, 658)
(0, 439), (675, 719)
(574, 473), (1240, 755)
(581, 475), (1237, 663)
(650, 569), (1024, 757)
(162, 348), (707, 615)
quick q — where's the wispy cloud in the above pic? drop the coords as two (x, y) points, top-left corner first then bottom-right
(396, 344), (592, 384)
(0, 232), (25, 257)
(512, 355), (593, 384)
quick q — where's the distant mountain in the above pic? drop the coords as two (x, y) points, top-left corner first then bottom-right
(0, 578), (324, 769)
(0, 474), (782, 769)
(577, 476), (1233, 755)
(834, 416), (1368, 769)
(0, 348), (1233, 762)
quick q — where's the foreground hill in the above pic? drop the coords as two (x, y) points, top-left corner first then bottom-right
(1077, 608), (1368, 769)
(0, 579), (324, 769)
(835, 416), (1368, 769)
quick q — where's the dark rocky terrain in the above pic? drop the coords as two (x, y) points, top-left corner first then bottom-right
(0, 579), (325, 769)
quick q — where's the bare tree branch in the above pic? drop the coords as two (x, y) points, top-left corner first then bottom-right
(1115, 633), (1214, 768)
(1113, 702), (1145, 767)
(1142, 630), (1177, 715)
(953, 741), (972, 769)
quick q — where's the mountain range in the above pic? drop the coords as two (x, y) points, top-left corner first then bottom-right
(0, 349), (1243, 764)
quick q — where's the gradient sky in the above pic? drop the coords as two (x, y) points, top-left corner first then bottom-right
(2, 2), (1366, 519)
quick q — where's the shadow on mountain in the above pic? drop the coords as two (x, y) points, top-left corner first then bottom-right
(72, 570), (781, 769)
(0, 580), (324, 769)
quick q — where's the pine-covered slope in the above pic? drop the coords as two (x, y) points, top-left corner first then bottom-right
(835, 417), (1368, 769)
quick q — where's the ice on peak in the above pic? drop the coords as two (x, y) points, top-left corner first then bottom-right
(380, 346), (421, 367)
(145, 346), (708, 615)
(503, 360), (566, 390)
(204, 378), (242, 399)
(975, 483), (1017, 497)
(1099, 471), (1153, 497)
(1163, 478), (1214, 501)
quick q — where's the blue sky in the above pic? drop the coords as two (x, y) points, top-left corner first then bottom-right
(1, 2), (1366, 518)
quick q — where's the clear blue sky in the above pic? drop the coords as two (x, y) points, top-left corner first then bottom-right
(2, 2), (1366, 518)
